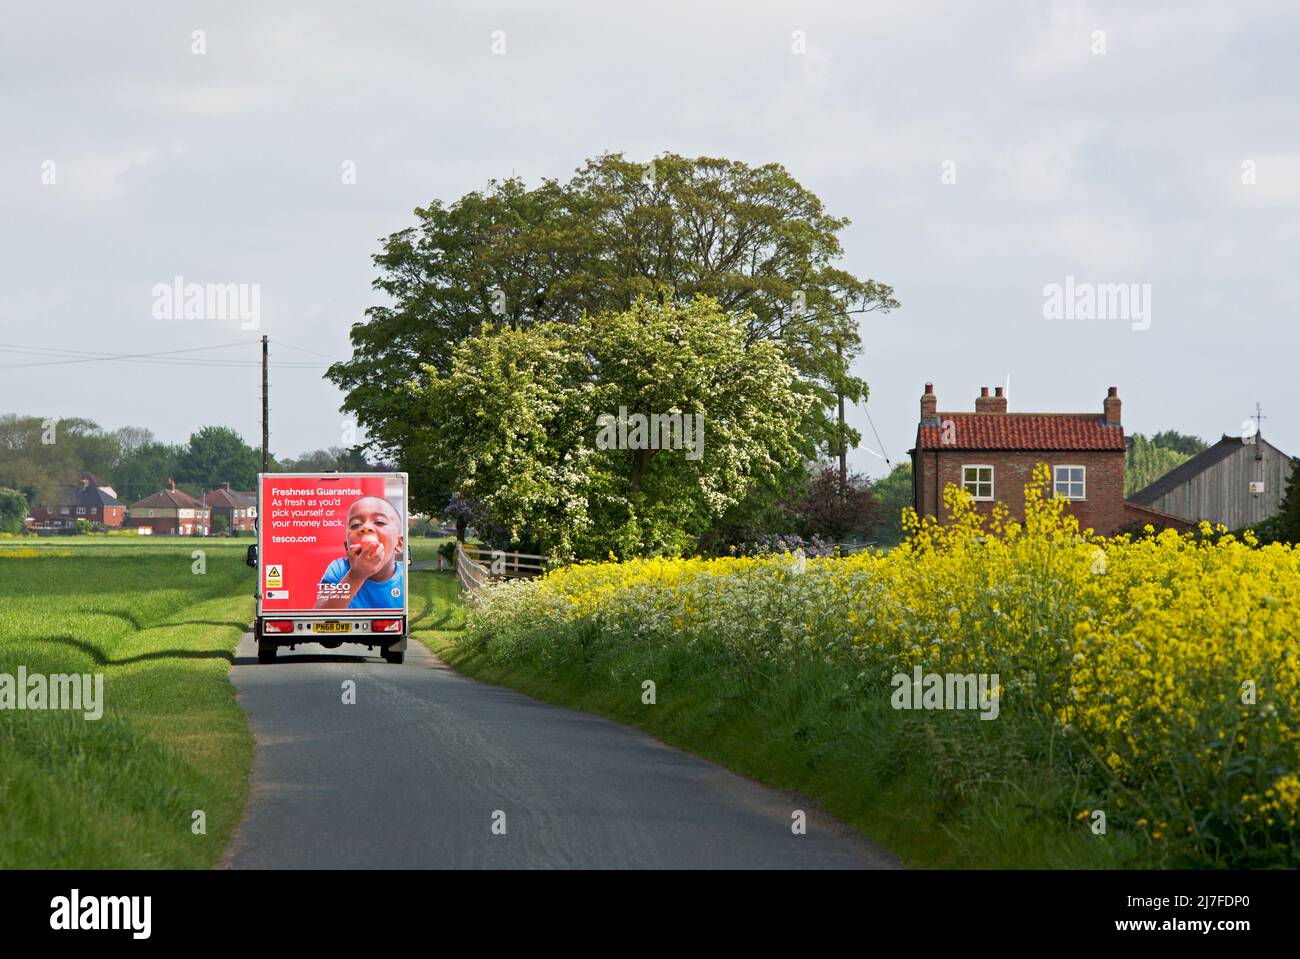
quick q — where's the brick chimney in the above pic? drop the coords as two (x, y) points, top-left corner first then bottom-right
(920, 383), (938, 423)
(167, 478), (177, 491)
(1103, 386), (1121, 426)
(221, 482), (230, 491)
(974, 386), (1006, 413)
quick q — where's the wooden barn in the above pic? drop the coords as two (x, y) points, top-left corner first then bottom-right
(1127, 433), (1295, 530)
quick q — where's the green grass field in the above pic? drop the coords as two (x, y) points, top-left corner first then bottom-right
(0, 533), (457, 868)
(408, 569), (470, 644)
(0, 540), (255, 868)
(407, 536), (455, 562)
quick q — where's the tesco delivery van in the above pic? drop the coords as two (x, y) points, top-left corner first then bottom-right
(245, 472), (409, 664)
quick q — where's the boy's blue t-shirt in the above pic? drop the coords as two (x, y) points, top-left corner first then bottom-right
(320, 557), (404, 609)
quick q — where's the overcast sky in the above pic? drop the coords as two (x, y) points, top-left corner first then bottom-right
(2, 0), (1296, 476)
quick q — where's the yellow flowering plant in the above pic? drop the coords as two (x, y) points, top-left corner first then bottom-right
(465, 465), (1300, 866)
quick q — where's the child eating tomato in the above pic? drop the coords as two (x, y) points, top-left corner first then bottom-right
(315, 495), (405, 610)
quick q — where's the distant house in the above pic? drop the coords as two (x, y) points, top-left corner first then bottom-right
(204, 482), (257, 532)
(30, 475), (126, 531)
(909, 383), (1188, 536)
(1128, 433), (1295, 530)
(125, 480), (211, 535)
(80, 472), (119, 501)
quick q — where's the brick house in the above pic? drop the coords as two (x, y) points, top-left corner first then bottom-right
(909, 383), (1135, 535)
(30, 474), (126, 530)
(125, 480), (211, 535)
(204, 482), (257, 532)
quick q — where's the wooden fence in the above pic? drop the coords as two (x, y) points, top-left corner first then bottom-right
(823, 540), (876, 555)
(452, 540), (873, 600)
(455, 542), (548, 601)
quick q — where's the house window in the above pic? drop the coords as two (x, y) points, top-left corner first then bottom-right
(60, 506), (69, 515)
(1054, 465), (1086, 500)
(76, 507), (86, 515)
(962, 465), (994, 500)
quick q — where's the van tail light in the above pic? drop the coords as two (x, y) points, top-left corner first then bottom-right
(372, 619), (404, 633)
(263, 620), (294, 634)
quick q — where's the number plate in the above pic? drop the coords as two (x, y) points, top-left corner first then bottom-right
(312, 622), (352, 634)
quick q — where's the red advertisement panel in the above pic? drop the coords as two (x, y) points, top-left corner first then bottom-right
(259, 474), (407, 614)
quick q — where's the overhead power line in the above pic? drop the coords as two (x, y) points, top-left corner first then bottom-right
(864, 404), (892, 467)
(0, 340), (250, 368)
(273, 339), (343, 360)
(0, 341), (336, 370)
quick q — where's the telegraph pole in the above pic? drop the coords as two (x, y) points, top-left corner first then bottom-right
(261, 335), (269, 472)
(836, 340), (847, 496)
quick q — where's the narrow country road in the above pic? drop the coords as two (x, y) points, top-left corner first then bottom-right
(224, 633), (897, 869)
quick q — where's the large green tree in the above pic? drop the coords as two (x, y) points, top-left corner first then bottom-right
(327, 152), (897, 511)
(0, 415), (124, 503)
(0, 415), (283, 506)
(407, 296), (810, 559)
(1125, 432), (1205, 496)
(1149, 430), (1207, 458)
(112, 441), (184, 503)
(175, 426), (261, 492)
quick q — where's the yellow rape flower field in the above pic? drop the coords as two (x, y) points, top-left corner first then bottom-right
(460, 466), (1300, 868)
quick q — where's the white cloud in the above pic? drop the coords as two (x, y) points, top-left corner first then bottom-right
(114, 82), (287, 118)
(68, 148), (161, 203)
(0, 0), (1296, 464)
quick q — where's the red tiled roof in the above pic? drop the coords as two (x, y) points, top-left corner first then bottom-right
(916, 413), (1125, 451)
(129, 487), (209, 510)
(204, 487), (255, 508)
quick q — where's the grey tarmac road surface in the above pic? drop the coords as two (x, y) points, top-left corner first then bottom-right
(225, 632), (898, 869)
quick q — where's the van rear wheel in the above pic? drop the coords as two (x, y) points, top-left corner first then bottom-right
(257, 642), (278, 664)
(382, 649), (404, 665)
